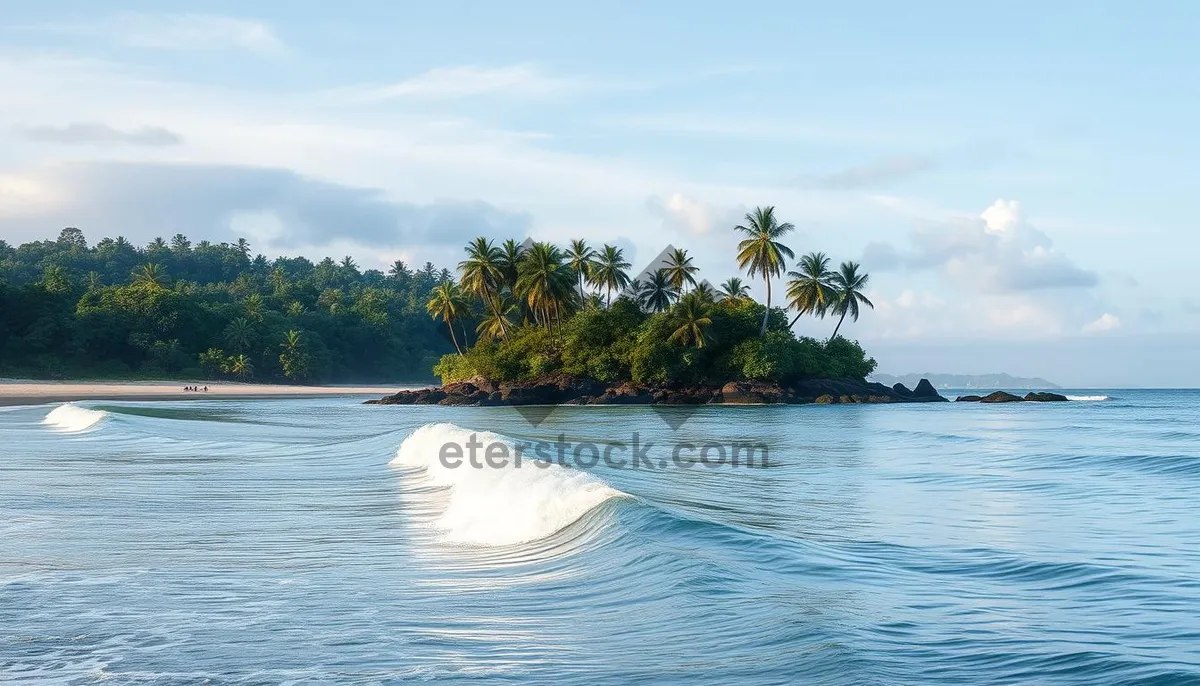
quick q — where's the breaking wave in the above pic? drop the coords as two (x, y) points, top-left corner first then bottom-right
(390, 423), (626, 546)
(42, 403), (108, 432)
(1066, 395), (1110, 401)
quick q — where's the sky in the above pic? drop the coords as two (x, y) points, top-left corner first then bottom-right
(1, 1), (1197, 386)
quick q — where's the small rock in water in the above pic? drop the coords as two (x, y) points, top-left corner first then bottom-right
(1025, 391), (1069, 402)
(979, 391), (1025, 403)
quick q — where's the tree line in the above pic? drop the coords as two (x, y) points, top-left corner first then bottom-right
(428, 205), (877, 385)
(428, 205), (873, 352)
(0, 228), (456, 382)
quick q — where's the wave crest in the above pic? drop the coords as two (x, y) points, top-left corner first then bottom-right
(1066, 395), (1110, 401)
(43, 403), (108, 432)
(391, 423), (625, 546)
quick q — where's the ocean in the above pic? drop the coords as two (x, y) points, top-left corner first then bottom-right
(3, 391), (1199, 684)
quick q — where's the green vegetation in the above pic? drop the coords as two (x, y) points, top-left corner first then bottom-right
(432, 206), (877, 386)
(0, 228), (456, 381)
(0, 205), (876, 386)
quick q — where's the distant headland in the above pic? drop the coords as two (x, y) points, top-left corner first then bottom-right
(871, 373), (1060, 390)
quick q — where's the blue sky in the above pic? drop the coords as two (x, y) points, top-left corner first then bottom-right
(2, 1), (1197, 385)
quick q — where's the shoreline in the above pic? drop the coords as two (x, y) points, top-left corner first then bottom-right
(0, 381), (424, 407)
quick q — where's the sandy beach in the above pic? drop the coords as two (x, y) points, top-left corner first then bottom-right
(0, 380), (424, 407)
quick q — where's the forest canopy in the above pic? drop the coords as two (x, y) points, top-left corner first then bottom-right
(0, 228), (455, 382)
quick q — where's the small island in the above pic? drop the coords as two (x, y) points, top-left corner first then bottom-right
(371, 207), (951, 407)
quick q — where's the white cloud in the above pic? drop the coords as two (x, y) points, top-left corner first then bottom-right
(19, 13), (284, 55)
(1083, 313), (1122, 333)
(337, 65), (580, 102)
(869, 198), (1097, 293)
(646, 193), (743, 235)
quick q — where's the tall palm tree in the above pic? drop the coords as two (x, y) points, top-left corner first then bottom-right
(786, 252), (838, 327)
(735, 206), (795, 336)
(426, 282), (469, 354)
(638, 270), (678, 313)
(565, 239), (598, 299)
(669, 292), (714, 349)
(132, 263), (167, 289)
(224, 317), (255, 353)
(515, 242), (575, 329)
(663, 247), (699, 294)
(829, 261), (874, 339)
(592, 244), (632, 306)
(459, 237), (508, 337)
(718, 277), (751, 301)
(692, 281), (716, 303)
(497, 239), (527, 294)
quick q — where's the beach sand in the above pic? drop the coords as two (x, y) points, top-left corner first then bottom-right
(0, 380), (421, 407)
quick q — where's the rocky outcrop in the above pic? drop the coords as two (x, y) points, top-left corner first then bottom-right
(958, 390), (1073, 403)
(913, 378), (941, 398)
(367, 375), (950, 406)
(979, 391), (1026, 403)
(1025, 391), (1069, 402)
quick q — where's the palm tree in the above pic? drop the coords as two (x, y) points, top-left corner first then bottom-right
(243, 293), (264, 321)
(669, 292), (715, 349)
(638, 270), (678, 313)
(735, 206), (795, 336)
(226, 354), (253, 381)
(663, 247), (699, 294)
(476, 303), (516, 342)
(426, 282), (469, 354)
(592, 244), (632, 306)
(132, 263), (167, 289)
(692, 281), (716, 302)
(224, 317), (255, 353)
(278, 329), (310, 380)
(565, 239), (597, 299)
(497, 239), (526, 294)
(718, 277), (750, 301)
(459, 237), (507, 337)
(829, 261), (874, 339)
(515, 242), (575, 329)
(786, 252), (838, 327)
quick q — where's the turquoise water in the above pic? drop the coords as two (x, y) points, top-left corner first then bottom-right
(3, 392), (1200, 684)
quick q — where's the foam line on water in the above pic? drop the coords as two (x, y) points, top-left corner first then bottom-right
(42, 403), (108, 432)
(391, 422), (626, 547)
(1066, 395), (1110, 401)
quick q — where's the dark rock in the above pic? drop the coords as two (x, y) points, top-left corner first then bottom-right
(1025, 391), (1069, 402)
(912, 378), (943, 399)
(720, 381), (787, 404)
(369, 374), (950, 406)
(956, 395), (984, 402)
(979, 391), (1025, 403)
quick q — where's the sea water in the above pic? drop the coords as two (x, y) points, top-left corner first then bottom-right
(2, 392), (1199, 683)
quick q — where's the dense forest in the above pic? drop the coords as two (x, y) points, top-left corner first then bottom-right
(0, 228), (455, 382)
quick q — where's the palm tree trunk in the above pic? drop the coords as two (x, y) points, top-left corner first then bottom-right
(488, 293), (507, 338)
(447, 320), (463, 355)
(788, 311), (802, 328)
(759, 274), (771, 336)
(831, 308), (848, 340)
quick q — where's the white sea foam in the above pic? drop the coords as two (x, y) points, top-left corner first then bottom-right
(391, 423), (626, 546)
(1066, 395), (1110, 401)
(42, 403), (108, 431)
